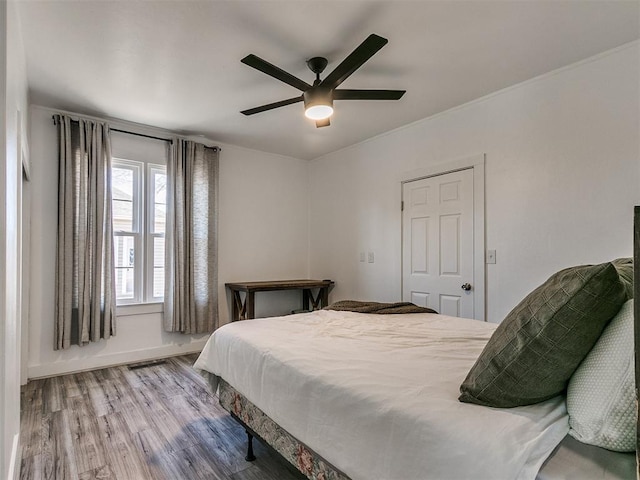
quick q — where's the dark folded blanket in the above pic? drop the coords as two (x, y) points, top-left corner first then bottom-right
(324, 300), (437, 315)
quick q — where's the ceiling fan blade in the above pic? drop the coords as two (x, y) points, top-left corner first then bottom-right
(315, 118), (330, 128)
(241, 96), (303, 115)
(333, 89), (406, 100)
(241, 54), (311, 92)
(320, 34), (388, 90)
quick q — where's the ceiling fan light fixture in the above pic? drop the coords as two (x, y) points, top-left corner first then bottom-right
(305, 104), (333, 120)
(303, 88), (333, 120)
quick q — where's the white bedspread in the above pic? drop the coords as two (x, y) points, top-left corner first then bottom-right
(194, 310), (569, 480)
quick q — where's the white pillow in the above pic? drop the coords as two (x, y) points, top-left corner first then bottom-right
(567, 299), (635, 452)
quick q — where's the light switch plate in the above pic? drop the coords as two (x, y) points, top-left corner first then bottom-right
(487, 250), (496, 264)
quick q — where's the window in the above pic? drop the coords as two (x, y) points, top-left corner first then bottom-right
(112, 159), (166, 305)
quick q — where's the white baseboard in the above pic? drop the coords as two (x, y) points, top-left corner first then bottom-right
(8, 433), (20, 480)
(27, 340), (208, 379)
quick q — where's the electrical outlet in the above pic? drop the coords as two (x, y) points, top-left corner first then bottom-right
(487, 249), (496, 264)
(368, 251), (375, 263)
(359, 252), (365, 262)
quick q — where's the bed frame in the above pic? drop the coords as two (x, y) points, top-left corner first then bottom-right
(218, 379), (349, 480)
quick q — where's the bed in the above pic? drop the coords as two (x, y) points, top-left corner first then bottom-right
(194, 211), (638, 480)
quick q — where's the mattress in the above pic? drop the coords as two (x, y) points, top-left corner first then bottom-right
(195, 310), (570, 480)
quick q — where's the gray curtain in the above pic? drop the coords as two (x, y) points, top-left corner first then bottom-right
(55, 115), (116, 349)
(164, 139), (219, 334)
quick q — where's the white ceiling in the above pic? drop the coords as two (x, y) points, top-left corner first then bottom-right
(17, 1), (640, 160)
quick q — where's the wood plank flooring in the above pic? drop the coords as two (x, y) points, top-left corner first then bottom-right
(20, 354), (305, 480)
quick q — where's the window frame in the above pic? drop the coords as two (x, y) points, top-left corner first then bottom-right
(112, 159), (143, 305)
(145, 163), (167, 303)
(112, 157), (166, 306)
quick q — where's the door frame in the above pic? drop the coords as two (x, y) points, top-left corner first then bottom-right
(400, 153), (486, 321)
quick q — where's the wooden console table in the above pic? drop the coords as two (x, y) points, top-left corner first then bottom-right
(226, 279), (334, 321)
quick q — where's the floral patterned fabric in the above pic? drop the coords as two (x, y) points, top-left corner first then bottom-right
(218, 379), (351, 480)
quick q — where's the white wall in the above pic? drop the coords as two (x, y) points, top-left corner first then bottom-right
(217, 143), (311, 319)
(27, 106), (310, 378)
(1, 0), (28, 478)
(309, 42), (640, 323)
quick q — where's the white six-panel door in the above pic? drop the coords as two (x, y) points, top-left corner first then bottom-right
(402, 168), (475, 318)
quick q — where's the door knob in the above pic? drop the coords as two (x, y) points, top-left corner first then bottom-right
(461, 283), (472, 291)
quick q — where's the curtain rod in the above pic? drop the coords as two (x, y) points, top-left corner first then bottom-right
(111, 129), (222, 151)
(52, 115), (172, 143)
(111, 128), (173, 144)
(51, 115), (222, 151)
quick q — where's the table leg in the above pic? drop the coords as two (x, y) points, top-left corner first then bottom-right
(321, 286), (329, 308)
(306, 288), (329, 311)
(246, 292), (255, 319)
(302, 289), (310, 311)
(232, 290), (241, 321)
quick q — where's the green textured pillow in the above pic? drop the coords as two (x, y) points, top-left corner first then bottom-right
(459, 262), (627, 407)
(612, 258), (633, 300)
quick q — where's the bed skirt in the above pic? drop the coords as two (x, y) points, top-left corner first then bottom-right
(218, 379), (351, 480)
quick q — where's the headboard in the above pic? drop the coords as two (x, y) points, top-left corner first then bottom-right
(634, 205), (639, 475)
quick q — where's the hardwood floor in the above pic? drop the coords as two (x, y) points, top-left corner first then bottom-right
(20, 354), (305, 480)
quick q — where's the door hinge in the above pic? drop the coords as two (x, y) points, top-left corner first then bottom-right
(401, 201), (404, 211)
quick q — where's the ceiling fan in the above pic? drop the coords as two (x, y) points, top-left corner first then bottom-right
(240, 34), (406, 128)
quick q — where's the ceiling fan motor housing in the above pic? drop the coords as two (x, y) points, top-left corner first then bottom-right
(303, 87), (333, 110)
